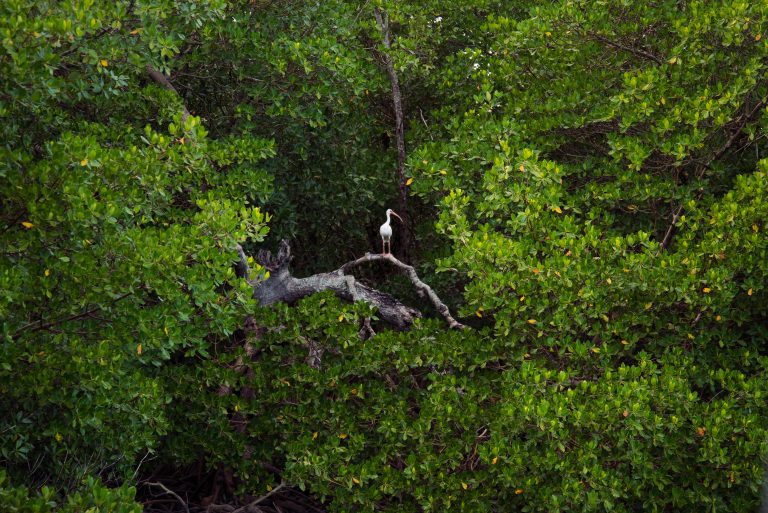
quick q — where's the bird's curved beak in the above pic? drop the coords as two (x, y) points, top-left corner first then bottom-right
(391, 211), (404, 223)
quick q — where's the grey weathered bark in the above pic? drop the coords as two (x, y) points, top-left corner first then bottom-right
(248, 240), (463, 331)
(339, 252), (465, 329)
(374, 7), (411, 260)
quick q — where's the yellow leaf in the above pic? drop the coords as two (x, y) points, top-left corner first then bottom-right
(130, 28), (140, 35)
(32, 31), (41, 38)
(439, 170), (447, 175)
(179, 137), (185, 145)
(234, 404), (240, 412)
(668, 56), (678, 65)
(338, 314), (344, 322)
(697, 427), (706, 437)
(351, 388), (357, 395)
(266, 484), (273, 491)
(338, 433), (347, 439)
(99, 59), (108, 67)
(606, 278), (612, 285)
(519, 164), (525, 172)
(715, 315), (721, 321)
(591, 347), (600, 353)
(475, 310), (483, 318)
(461, 482), (468, 490)
(515, 489), (524, 495)
(137, 344), (142, 355)
(312, 431), (318, 439)
(55, 433), (63, 442)
(527, 319), (537, 325)
(660, 97), (666, 105)
(545, 31), (552, 37)
(621, 339), (629, 345)
(405, 177), (414, 186)
(687, 333), (695, 340)
(552, 206), (562, 214)
(757, 34), (763, 41)
(748, 288), (753, 296)
(519, 296), (525, 302)
(422, 160), (428, 165)
(753, 224), (759, 232)
(21, 221), (34, 229)
(703, 287), (711, 293)
(164, 326), (169, 335)
(532, 268), (540, 274)
(80, 158), (88, 166)
(492, 456), (498, 465)
(352, 477), (360, 485)
(44, 269), (50, 277)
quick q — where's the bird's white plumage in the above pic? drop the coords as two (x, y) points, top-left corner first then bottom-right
(379, 208), (401, 254)
(380, 214), (393, 240)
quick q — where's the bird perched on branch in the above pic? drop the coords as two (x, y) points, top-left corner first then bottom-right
(379, 208), (403, 255)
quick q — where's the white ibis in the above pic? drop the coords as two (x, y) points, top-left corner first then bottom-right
(379, 208), (403, 255)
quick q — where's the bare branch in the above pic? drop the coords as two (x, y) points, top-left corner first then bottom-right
(146, 64), (190, 122)
(231, 483), (286, 513)
(658, 205), (683, 252)
(145, 481), (189, 513)
(590, 33), (663, 65)
(235, 243), (251, 281)
(253, 241), (420, 330)
(338, 252), (465, 330)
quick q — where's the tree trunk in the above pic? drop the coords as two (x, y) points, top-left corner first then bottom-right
(374, 7), (411, 261)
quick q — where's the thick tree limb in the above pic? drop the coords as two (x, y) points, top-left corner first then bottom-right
(251, 241), (462, 330)
(146, 64), (190, 122)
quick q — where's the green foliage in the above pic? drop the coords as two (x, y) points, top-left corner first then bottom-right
(1, 0), (270, 496)
(0, 470), (141, 513)
(159, 294), (768, 512)
(2, 0), (767, 511)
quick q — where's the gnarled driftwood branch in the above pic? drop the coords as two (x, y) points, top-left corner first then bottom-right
(250, 240), (463, 331)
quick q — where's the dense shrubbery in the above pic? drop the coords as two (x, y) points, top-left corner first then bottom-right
(2, 0), (767, 511)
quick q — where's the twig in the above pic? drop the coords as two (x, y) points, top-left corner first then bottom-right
(338, 253), (465, 329)
(12, 292), (132, 339)
(231, 483), (286, 513)
(145, 481), (189, 513)
(590, 33), (663, 65)
(658, 204), (684, 252)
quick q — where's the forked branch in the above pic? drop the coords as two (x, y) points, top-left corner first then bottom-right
(249, 241), (463, 331)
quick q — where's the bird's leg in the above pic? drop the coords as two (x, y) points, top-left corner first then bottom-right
(382, 239), (386, 255)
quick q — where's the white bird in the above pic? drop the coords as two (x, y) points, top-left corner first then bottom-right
(379, 208), (403, 255)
